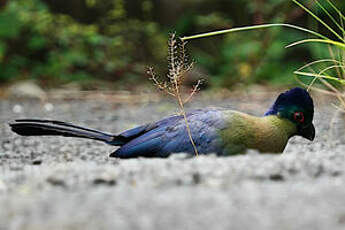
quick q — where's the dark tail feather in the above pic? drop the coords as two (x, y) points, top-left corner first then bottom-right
(9, 119), (115, 144)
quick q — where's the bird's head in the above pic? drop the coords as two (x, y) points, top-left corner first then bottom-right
(265, 87), (315, 141)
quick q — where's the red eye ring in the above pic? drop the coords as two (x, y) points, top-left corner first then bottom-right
(293, 112), (304, 123)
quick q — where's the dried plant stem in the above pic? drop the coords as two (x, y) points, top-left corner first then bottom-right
(173, 78), (199, 156)
(148, 33), (202, 156)
(184, 80), (202, 104)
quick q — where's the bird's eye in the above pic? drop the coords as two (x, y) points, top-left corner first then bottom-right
(293, 112), (304, 123)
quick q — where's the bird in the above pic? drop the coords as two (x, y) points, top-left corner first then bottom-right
(9, 87), (315, 158)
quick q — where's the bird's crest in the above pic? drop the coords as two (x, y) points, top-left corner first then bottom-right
(264, 87), (314, 116)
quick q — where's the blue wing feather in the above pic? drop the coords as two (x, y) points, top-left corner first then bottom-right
(111, 108), (228, 158)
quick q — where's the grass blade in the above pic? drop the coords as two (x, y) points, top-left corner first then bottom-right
(315, 0), (345, 37)
(181, 23), (327, 41)
(292, 0), (345, 42)
(318, 64), (345, 76)
(286, 38), (345, 49)
(326, 0), (345, 23)
(294, 70), (345, 84)
(297, 59), (342, 71)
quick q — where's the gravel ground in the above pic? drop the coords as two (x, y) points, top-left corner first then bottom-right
(1, 91), (345, 230)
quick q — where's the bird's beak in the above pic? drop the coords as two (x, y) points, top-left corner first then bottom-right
(299, 123), (315, 141)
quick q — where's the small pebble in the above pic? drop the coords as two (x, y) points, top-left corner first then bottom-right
(44, 103), (54, 112)
(12, 104), (23, 113)
(46, 175), (67, 187)
(93, 172), (117, 186)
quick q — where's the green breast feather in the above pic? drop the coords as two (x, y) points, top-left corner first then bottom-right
(220, 111), (297, 155)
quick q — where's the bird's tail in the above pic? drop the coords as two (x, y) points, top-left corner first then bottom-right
(9, 119), (115, 144)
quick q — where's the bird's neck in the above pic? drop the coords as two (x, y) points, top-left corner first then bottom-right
(252, 115), (297, 153)
(261, 115), (297, 138)
(221, 112), (297, 154)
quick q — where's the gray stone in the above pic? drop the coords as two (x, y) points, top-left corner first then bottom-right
(7, 81), (46, 100)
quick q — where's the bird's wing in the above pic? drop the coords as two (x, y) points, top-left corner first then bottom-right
(109, 115), (182, 145)
(110, 108), (228, 158)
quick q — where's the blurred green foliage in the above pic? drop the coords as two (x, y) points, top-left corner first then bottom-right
(0, 0), (166, 88)
(0, 0), (344, 89)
